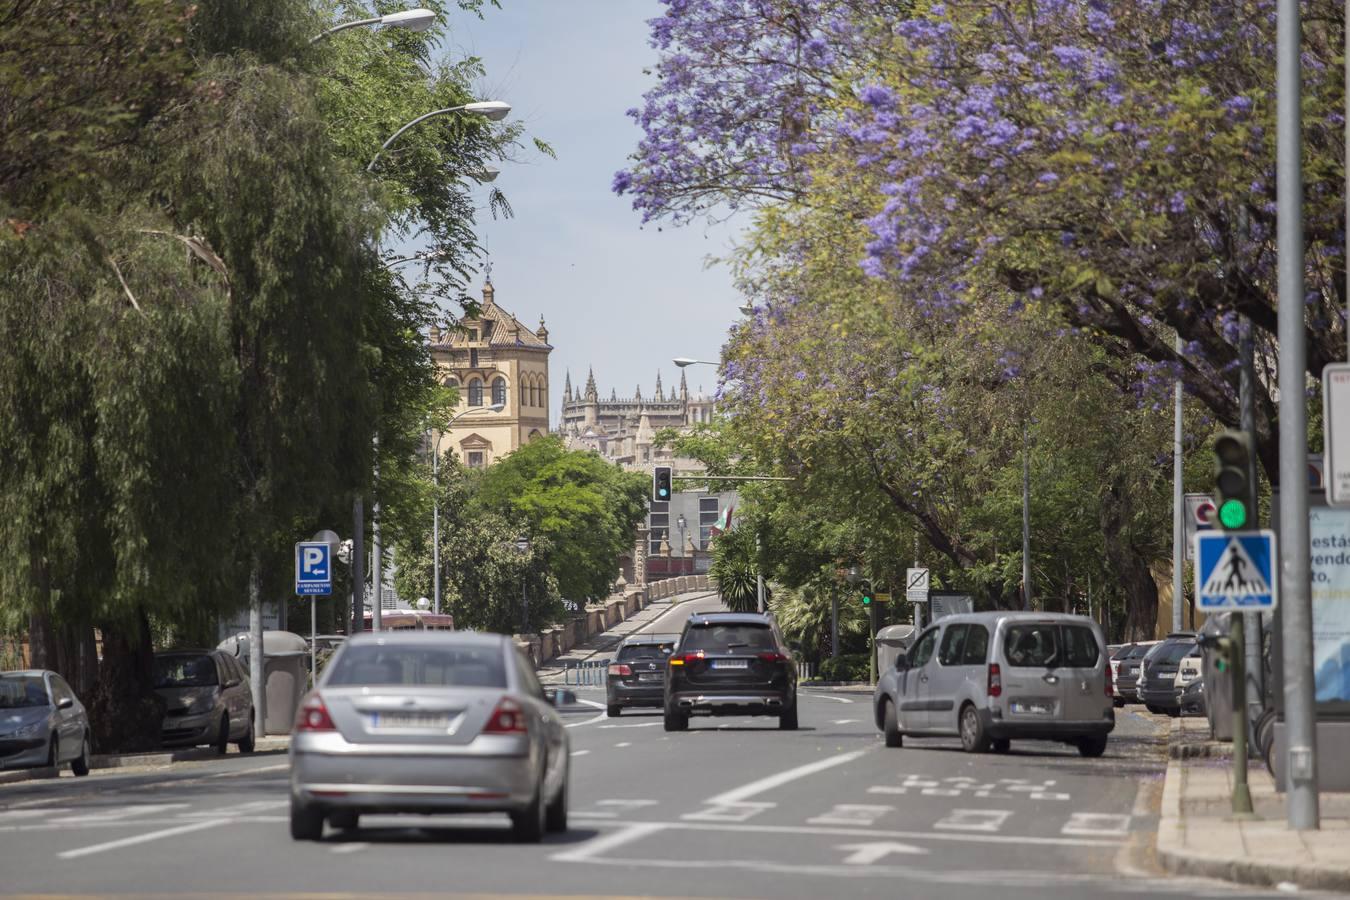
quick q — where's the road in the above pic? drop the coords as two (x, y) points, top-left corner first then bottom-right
(0, 695), (1293, 899)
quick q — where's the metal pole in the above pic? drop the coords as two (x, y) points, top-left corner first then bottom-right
(1022, 422), (1033, 610)
(1240, 318), (1265, 710)
(432, 439), (441, 617)
(1173, 334), (1184, 635)
(1231, 615), (1255, 815)
(830, 594), (839, 659)
(755, 532), (766, 614)
(1277, 0), (1319, 828)
(371, 436), (383, 632)
(248, 554), (265, 738)
(310, 594), (317, 681)
(351, 495), (365, 634)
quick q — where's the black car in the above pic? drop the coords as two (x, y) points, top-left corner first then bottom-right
(1180, 677), (1206, 717)
(606, 634), (678, 716)
(1137, 633), (1197, 716)
(663, 612), (798, 732)
(1115, 641), (1158, 704)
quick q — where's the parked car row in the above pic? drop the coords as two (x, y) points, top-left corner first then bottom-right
(1107, 632), (1205, 717)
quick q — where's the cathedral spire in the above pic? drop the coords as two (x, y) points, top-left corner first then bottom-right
(679, 369), (689, 402)
(563, 370), (573, 403)
(655, 371), (664, 401)
(584, 367), (598, 402)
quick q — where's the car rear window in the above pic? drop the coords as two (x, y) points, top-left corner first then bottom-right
(1003, 624), (1099, 668)
(681, 623), (775, 653)
(618, 643), (674, 662)
(154, 655), (219, 688)
(326, 644), (507, 688)
(1126, 644), (1153, 659)
(1148, 641), (1194, 666)
(1111, 644), (1134, 660)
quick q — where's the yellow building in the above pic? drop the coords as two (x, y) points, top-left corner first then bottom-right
(429, 279), (552, 467)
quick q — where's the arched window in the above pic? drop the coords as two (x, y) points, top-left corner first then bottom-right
(491, 377), (506, 407)
(467, 378), (483, 407)
(536, 382), (545, 409)
(530, 380), (540, 408)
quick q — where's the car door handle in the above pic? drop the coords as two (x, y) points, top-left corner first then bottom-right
(1042, 674), (1059, 684)
(918, 674), (929, 683)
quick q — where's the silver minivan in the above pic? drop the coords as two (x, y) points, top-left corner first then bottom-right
(873, 611), (1115, 757)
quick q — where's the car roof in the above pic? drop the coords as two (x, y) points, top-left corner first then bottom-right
(155, 649), (217, 656)
(927, 611), (1101, 627)
(620, 633), (679, 646)
(343, 630), (508, 648)
(685, 612), (773, 627)
(0, 669), (50, 678)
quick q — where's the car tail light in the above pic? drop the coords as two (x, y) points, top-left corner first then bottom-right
(757, 651), (788, 662)
(484, 698), (528, 735)
(608, 663), (632, 677)
(295, 694), (336, 732)
(1105, 676), (1114, 698)
(987, 663), (1002, 698)
(680, 651), (705, 665)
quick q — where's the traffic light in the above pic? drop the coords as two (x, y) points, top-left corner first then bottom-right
(652, 465), (673, 503)
(859, 580), (874, 606)
(1212, 430), (1255, 530)
(1198, 633), (1233, 673)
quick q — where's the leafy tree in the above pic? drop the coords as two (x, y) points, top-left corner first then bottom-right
(708, 526), (763, 613)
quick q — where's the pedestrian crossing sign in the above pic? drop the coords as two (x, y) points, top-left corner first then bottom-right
(1193, 529), (1278, 610)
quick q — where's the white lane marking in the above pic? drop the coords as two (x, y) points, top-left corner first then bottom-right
(832, 719), (858, 725)
(800, 692), (854, 704)
(614, 742), (632, 748)
(549, 821), (665, 863)
(0, 809), (72, 823)
(649, 819), (1122, 848)
(867, 786), (907, 795)
(48, 803), (190, 825)
(569, 750), (591, 757)
(565, 699), (609, 729)
(704, 749), (868, 806)
(935, 809), (1013, 833)
(808, 804), (892, 827)
(573, 811), (618, 819)
(596, 799), (658, 809)
(206, 763), (288, 777)
(56, 818), (228, 859)
(836, 840), (927, 864)
(1061, 812), (1131, 836)
(598, 722), (662, 729)
(682, 801), (775, 823)
(330, 842), (369, 854)
(178, 800), (286, 819)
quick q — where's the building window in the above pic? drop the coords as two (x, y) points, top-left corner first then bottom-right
(699, 498), (720, 550)
(491, 377), (506, 407)
(467, 451), (485, 469)
(467, 379), (483, 407)
(520, 383), (527, 407)
(469, 348), (479, 368)
(468, 328), (478, 341)
(649, 509), (669, 555)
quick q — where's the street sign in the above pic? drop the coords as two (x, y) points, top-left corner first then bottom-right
(905, 567), (929, 603)
(1324, 363), (1350, 506)
(1193, 530), (1278, 611)
(874, 592), (892, 603)
(1184, 493), (1216, 562)
(295, 541), (332, 596)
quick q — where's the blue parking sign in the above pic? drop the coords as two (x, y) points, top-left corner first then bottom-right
(1194, 530), (1278, 610)
(295, 541), (332, 596)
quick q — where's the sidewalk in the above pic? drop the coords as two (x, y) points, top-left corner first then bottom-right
(0, 734), (290, 786)
(537, 589), (719, 684)
(1157, 716), (1350, 892)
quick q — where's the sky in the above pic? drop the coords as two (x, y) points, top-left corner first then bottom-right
(430, 0), (742, 419)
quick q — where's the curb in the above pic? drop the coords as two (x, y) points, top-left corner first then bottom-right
(1155, 727), (1350, 892)
(0, 737), (290, 786)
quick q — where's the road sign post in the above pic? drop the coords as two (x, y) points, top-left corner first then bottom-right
(296, 542), (333, 596)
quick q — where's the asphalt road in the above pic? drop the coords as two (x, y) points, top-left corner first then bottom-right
(0, 694), (1298, 900)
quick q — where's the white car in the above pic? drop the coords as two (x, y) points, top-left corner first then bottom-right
(1173, 645), (1203, 691)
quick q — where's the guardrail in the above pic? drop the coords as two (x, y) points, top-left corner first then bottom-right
(562, 659), (611, 687)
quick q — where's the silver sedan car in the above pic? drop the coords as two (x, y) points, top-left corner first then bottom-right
(289, 631), (569, 842)
(0, 670), (92, 775)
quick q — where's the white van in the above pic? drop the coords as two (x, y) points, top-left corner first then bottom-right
(872, 611), (1115, 757)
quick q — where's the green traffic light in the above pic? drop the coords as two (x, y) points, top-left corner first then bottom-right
(1218, 498), (1248, 529)
(862, 595), (872, 605)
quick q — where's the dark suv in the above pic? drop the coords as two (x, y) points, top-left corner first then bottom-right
(606, 635), (678, 716)
(1115, 641), (1158, 704)
(1137, 633), (1197, 716)
(663, 612), (798, 732)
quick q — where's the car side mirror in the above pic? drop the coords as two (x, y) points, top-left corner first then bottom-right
(223, 678), (241, 689)
(56, 697), (74, 710)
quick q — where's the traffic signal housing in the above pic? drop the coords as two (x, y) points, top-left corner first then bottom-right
(859, 580), (874, 606)
(1213, 430), (1255, 530)
(652, 465), (673, 503)
(1197, 633), (1233, 673)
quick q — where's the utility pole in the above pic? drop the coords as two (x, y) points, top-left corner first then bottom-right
(1173, 334), (1184, 634)
(1022, 423), (1032, 611)
(1239, 319), (1265, 711)
(351, 496), (364, 634)
(432, 438), (441, 616)
(1277, 0), (1320, 829)
(755, 532), (766, 614)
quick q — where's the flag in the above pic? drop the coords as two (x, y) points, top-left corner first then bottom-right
(710, 504), (734, 539)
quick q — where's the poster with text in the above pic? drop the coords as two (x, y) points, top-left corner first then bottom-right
(1310, 507), (1350, 703)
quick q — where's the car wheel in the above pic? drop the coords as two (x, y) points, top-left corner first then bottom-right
(992, 738), (1011, 754)
(1077, 735), (1108, 758)
(882, 700), (903, 748)
(290, 797), (324, 841)
(545, 762), (569, 833)
(959, 703), (991, 753)
(511, 763), (548, 843)
(1145, 704), (1161, 715)
(606, 704), (621, 718)
(237, 715), (255, 754)
(71, 733), (91, 776)
(778, 698), (798, 731)
(328, 810), (359, 831)
(214, 713), (230, 755)
(663, 705), (688, 732)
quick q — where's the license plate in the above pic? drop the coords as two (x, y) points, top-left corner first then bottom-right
(712, 659), (748, 669)
(638, 673), (663, 682)
(372, 712), (450, 729)
(1011, 701), (1054, 715)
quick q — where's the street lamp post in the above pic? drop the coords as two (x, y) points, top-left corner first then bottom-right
(515, 535), (531, 632)
(311, 8), (436, 43)
(429, 403), (504, 617)
(677, 513), (686, 569)
(367, 101), (512, 173)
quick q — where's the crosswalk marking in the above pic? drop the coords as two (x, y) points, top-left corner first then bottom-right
(682, 801), (775, 823)
(1061, 812), (1131, 836)
(935, 809), (1014, 832)
(807, 804), (892, 827)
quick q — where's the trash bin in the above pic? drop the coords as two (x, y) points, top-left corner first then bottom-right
(1199, 613), (1233, 741)
(876, 624), (917, 675)
(218, 630), (310, 736)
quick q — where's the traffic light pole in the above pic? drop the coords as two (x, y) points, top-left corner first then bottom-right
(1230, 615), (1255, 816)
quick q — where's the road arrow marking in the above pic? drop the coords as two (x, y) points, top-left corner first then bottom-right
(836, 840), (928, 864)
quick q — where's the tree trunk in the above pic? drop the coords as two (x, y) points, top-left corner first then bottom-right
(87, 607), (163, 753)
(1099, 480), (1159, 642)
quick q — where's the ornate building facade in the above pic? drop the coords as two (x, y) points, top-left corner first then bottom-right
(429, 280), (551, 467)
(558, 369), (715, 470)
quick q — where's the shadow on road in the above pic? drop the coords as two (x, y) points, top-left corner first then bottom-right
(326, 823), (601, 846)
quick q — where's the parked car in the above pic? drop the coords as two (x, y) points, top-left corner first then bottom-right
(1109, 644), (1135, 708)
(663, 612), (798, 731)
(873, 611), (1115, 757)
(0, 670), (92, 776)
(153, 650), (255, 753)
(289, 631), (570, 842)
(1180, 676), (1207, 717)
(1174, 645), (1203, 692)
(1137, 633), (1198, 716)
(1114, 641), (1159, 704)
(606, 634), (678, 716)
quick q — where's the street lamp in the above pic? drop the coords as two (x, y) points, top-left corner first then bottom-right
(367, 101), (513, 172)
(429, 401), (504, 616)
(676, 514), (687, 565)
(514, 535), (532, 633)
(672, 357), (717, 368)
(311, 7), (436, 43)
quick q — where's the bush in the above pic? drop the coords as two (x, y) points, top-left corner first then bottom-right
(817, 653), (870, 683)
